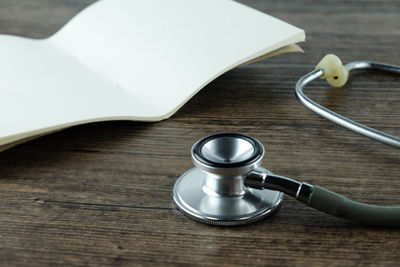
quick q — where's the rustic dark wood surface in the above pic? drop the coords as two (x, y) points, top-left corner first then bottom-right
(0, 0), (399, 266)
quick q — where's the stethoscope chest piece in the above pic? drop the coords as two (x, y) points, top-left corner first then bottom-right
(173, 133), (283, 226)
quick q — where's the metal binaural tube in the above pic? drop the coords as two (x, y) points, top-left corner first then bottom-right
(295, 60), (400, 148)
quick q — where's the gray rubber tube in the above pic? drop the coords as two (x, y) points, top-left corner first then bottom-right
(308, 186), (400, 227)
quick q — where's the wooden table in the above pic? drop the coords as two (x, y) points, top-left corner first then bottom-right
(0, 0), (399, 266)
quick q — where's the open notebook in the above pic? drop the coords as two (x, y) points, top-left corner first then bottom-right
(0, 0), (305, 151)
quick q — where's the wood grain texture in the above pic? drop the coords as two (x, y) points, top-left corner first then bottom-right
(0, 0), (399, 266)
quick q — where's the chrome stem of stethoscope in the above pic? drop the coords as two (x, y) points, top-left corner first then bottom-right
(245, 170), (313, 203)
(295, 59), (400, 148)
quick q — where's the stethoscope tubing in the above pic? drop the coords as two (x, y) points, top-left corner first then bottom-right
(245, 170), (400, 227)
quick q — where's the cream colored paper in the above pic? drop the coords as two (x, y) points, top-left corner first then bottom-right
(0, 0), (305, 151)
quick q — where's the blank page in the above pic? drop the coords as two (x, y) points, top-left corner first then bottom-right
(0, 0), (305, 148)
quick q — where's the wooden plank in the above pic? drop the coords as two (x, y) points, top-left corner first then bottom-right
(0, 0), (399, 266)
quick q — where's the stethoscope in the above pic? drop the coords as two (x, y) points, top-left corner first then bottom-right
(173, 55), (400, 227)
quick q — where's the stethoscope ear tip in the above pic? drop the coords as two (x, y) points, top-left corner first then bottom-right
(316, 54), (349, 87)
